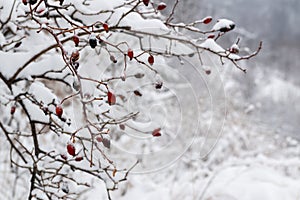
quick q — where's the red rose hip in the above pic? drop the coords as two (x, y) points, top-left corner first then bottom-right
(56, 105), (63, 118)
(152, 128), (162, 137)
(67, 144), (76, 156)
(157, 2), (166, 10)
(75, 156), (83, 162)
(143, 0), (150, 6)
(127, 48), (134, 61)
(107, 91), (116, 105)
(72, 35), (79, 46)
(148, 55), (154, 65)
(202, 16), (212, 24)
(102, 23), (109, 32)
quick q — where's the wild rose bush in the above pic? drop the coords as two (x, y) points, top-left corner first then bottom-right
(0, 0), (261, 199)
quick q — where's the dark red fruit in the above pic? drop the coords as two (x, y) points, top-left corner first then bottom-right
(207, 34), (215, 39)
(10, 106), (16, 115)
(75, 156), (83, 162)
(157, 2), (166, 10)
(102, 138), (111, 149)
(67, 144), (76, 156)
(127, 48), (134, 60)
(119, 124), (125, 130)
(107, 91), (116, 105)
(72, 35), (79, 46)
(203, 16), (212, 24)
(103, 23), (109, 32)
(96, 136), (103, 143)
(148, 55), (154, 65)
(56, 105), (63, 118)
(143, 0), (150, 6)
(22, 0), (28, 5)
(152, 128), (162, 137)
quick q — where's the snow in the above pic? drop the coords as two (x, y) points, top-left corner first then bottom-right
(256, 76), (300, 103)
(106, 103), (300, 200)
(207, 166), (300, 200)
(212, 19), (235, 32)
(111, 165), (300, 200)
(200, 38), (225, 52)
(1, 1), (299, 200)
(200, 39), (241, 59)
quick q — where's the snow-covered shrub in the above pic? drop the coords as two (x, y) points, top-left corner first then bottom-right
(0, 0), (261, 199)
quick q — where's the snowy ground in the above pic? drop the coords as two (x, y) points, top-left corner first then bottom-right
(2, 105), (299, 200)
(110, 106), (300, 200)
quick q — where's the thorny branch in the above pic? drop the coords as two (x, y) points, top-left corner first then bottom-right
(0, 0), (261, 199)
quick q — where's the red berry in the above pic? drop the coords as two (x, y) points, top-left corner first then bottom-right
(152, 128), (161, 137)
(157, 2), (166, 10)
(107, 91), (116, 105)
(75, 156), (83, 162)
(202, 16), (212, 24)
(60, 154), (67, 160)
(96, 136), (103, 142)
(22, 0), (28, 5)
(10, 106), (16, 115)
(207, 34), (215, 39)
(102, 138), (111, 149)
(119, 124), (125, 130)
(67, 144), (76, 156)
(72, 35), (79, 46)
(127, 48), (134, 60)
(102, 23), (109, 32)
(148, 55), (154, 65)
(143, 0), (150, 6)
(56, 105), (63, 118)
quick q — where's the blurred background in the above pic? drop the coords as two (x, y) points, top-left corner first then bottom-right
(165, 0), (300, 139)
